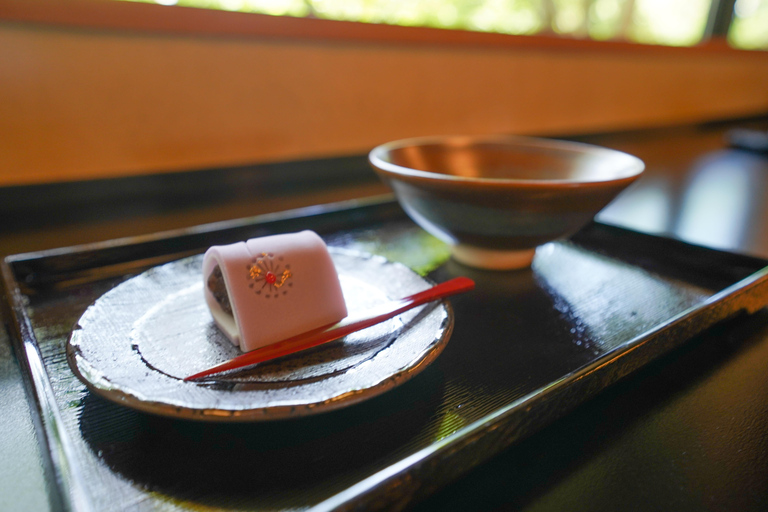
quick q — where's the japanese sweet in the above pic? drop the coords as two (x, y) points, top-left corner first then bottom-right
(202, 230), (348, 352)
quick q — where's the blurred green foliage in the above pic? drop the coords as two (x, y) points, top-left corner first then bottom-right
(121, 0), (766, 50)
(729, 0), (768, 49)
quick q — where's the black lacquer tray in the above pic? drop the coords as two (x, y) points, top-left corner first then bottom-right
(4, 197), (768, 512)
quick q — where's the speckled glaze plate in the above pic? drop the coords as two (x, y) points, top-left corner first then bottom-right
(66, 248), (453, 421)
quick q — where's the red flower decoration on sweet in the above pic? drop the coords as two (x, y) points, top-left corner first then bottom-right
(247, 253), (292, 298)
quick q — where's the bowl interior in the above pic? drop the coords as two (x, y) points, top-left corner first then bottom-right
(375, 137), (643, 183)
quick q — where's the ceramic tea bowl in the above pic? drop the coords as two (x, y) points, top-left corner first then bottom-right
(369, 135), (644, 270)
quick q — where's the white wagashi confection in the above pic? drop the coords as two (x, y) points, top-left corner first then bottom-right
(202, 230), (348, 352)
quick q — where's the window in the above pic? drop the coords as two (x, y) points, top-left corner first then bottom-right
(729, 0), (768, 49)
(116, 0), (767, 49)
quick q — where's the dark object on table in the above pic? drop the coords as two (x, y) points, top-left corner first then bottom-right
(727, 128), (768, 154)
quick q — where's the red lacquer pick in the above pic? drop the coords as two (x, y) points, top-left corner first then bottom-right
(185, 276), (475, 381)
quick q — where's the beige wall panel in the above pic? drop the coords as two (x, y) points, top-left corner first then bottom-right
(1, 23), (767, 185)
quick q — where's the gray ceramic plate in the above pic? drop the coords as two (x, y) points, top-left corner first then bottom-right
(67, 249), (453, 421)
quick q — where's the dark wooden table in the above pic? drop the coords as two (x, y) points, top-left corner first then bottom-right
(2, 116), (768, 511)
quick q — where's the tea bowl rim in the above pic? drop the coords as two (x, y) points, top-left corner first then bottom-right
(369, 134), (645, 187)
